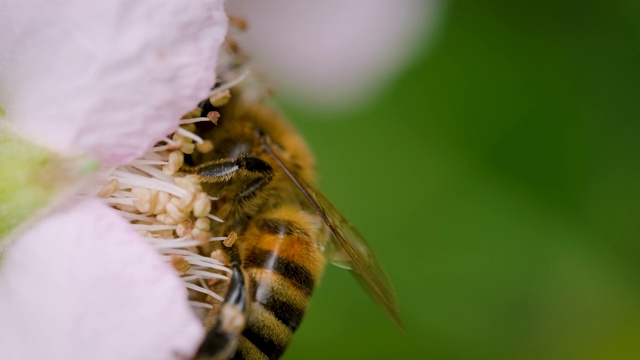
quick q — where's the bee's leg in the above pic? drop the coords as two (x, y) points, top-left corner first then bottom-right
(192, 156), (274, 184)
(192, 156), (274, 210)
(197, 250), (248, 360)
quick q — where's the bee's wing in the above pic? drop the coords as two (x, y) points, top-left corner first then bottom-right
(308, 185), (403, 328)
(260, 135), (403, 328)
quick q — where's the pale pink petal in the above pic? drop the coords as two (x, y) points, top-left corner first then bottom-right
(0, 198), (203, 360)
(0, 0), (227, 164)
(228, 0), (444, 110)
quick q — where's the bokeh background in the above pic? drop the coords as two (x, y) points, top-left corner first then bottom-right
(250, 1), (640, 359)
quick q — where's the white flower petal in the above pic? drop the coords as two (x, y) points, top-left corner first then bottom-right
(0, 0), (227, 163)
(228, 0), (444, 110)
(0, 198), (203, 360)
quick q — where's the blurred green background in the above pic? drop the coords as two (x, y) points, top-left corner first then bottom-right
(275, 1), (640, 359)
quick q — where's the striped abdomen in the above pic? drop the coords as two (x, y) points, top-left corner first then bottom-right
(233, 210), (325, 360)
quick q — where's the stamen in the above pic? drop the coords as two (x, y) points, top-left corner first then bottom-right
(183, 282), (223, 302)
(103, 197), (135, 206)
(210, 69), (250, 96)
(209, 90), (231, 107)
(111, 170), (186, 197)
(185, 269), (228, 281)
(171, 255), (191, 275)
(207, 214), (225, 223)
(128, 160), (168, 166)
(223, 231), (238, 247)
(131, 224), (176, 232)
(189, 301), (214, 310)
(97, 178), (120, 198)
(150, 144), (171, 152)
(176, 127), (204, 144)
(89, 58), (247, 326)
(179, 117), (210, 125)
(207, 111), (220, 125)
(196, 140), (214, 153)
(151, 238), (202, 249)
(114, 210), (156, 222)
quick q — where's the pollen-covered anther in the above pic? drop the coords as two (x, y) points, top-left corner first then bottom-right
(171, 192), (196, 214)
(171, 255), (191, 275)
(131, 187), (152, 213)
(171, 132), (186, 144)
(194, 229), (213, 246)
(151, 191), (170, 215)
(163, 150), (184, 176)
(175, 176), (199, 194)
(180, 142), (195, 155)
(196, 139), (214, 153)
(115, 203), (138, 213)
(181, 123), (196, 133)
(223, 231), (238, 248)
(207, 111), (220, 125)
(165, 201), (189, 223)
(171, 132), (196, 155)
(193, 192), (212, 218)
(158, 229), (175, 239)
(156, 213), (179, 225)
(182, 175), (204, 191)
(195, 217), (211, 232)
(97, 178), (120, 198)
(228, 15), (248, 31)
(209, 89), (231, 107)
(210, 249), (226, 263)
(225, 38), (241, 54)
(176, 219), (195, 238)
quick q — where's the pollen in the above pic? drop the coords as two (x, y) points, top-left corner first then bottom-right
(171, 255), (191, 275)
(223, 231), (238, 248)
(78, 42), (251, 326)
(196, 139), (214, 153)
(97, 178), (119, 198)
(163, 150), (184, 175)
(80, 103), (234, 316)
(207, 111), (220, 125)
(209, 89), (231, 107)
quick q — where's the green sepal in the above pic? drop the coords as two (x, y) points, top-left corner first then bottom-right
(0, 125), (97, 255)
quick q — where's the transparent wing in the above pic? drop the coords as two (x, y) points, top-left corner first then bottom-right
(260, 135), (403, 328)
(308, 185), (403, 328)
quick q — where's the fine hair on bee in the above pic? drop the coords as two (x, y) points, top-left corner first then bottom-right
(186, 88), (401, 360)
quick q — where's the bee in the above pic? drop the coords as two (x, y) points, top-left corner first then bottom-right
(188, 94), (401, 360)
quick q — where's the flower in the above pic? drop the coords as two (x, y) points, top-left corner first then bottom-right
(0, 0), (227, 359)
(228, 0), (445, 111)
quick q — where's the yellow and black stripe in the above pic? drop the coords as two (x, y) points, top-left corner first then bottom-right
(233, 215), (325, 360)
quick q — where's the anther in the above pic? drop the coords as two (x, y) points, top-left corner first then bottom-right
(171, 255), (191, 275)
(228, 15), (248, 31)
(180, 142), (196, 155)
(193, 192), (212, 218)
(176, 219), (195, 238)
(195, 217), (211, 232)
(97, 178), (120, 198)
(166, 201), (189, 223)
(151, 191), (170, 215)
(196, 139), (214, 153)
(163, 151), (184, 176)
(132, 187), (152, 213)
(207, 111), (220, 125)
(210, 89), (231, 107)
(223, 231), (238, 247)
